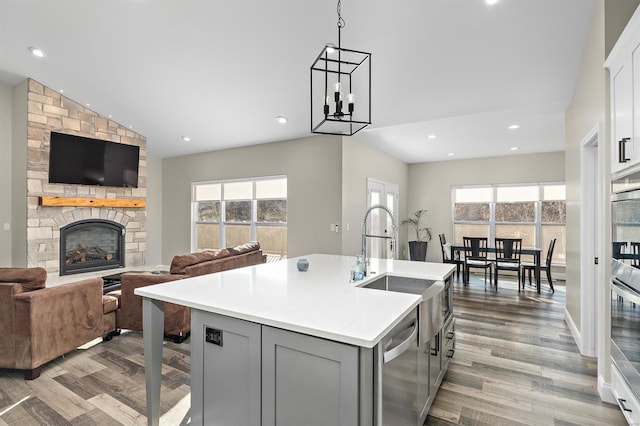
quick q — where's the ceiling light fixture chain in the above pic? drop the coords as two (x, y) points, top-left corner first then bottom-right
(337, 0), (345, 30)
(336, 0), (344, 109)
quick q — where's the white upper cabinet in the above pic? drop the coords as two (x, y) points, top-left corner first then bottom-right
(606, 7), (640, 176)
(611, 57), (633, 174)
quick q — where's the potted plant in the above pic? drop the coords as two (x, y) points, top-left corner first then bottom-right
(401, 209), (432, 261)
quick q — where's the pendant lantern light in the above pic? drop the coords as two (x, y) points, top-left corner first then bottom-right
(310, 0), (371, 136)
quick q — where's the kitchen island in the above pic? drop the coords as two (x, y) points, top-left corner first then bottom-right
(136, 254), (455, 426)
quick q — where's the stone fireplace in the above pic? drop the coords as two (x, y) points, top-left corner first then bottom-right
(25, 79), (147, 275)
(60, 219), (125, 275)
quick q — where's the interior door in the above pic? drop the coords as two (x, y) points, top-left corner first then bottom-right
(366, 179), (399, 259)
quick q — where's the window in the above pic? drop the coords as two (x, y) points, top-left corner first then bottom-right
(452, 183), (566, 265)
(192, 176), (287, 260)
(453, 187), (491, 243)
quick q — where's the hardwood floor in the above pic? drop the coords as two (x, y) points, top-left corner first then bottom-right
(427, 274), (626, 425)
(0, 274), (627, 425)
(0, 332), (191, 425)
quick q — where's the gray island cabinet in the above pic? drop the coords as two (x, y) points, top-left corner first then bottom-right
(136, 254), (455, 426)
(191, 310), (363, 426)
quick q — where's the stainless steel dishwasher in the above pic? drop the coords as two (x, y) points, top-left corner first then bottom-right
(374, 308), (418, 425)
(365, 276), (444, 425)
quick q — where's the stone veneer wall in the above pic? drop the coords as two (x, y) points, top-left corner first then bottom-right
(25, 79), (147, 274)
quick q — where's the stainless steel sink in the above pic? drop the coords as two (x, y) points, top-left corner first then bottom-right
(363, 275), (444, 340)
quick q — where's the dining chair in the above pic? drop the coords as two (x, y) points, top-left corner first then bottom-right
(631, 242), (640, 268)
(613, 241), (628, 260)
(494, 238), (522, 290)
(521, 238), (556, 293)
(439, 233), (463, 281)
(462, 237), (493, 289)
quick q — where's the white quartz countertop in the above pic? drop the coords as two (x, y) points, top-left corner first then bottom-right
(135, 254), (455, 348)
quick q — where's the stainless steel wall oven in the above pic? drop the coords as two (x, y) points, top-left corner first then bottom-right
(611, 172), (640, 408)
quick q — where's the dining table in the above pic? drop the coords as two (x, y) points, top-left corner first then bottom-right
(449, 244), (542, 293)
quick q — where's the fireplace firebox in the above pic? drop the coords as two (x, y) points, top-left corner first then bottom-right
(60, 219), (125, 275)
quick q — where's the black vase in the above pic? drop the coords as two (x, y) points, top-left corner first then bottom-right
(408, 241), (428, 261)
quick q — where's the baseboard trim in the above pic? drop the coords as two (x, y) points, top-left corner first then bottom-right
(564, 308), (584, 354)
(598, 373), (616, 404)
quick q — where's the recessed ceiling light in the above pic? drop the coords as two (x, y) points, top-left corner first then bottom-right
(510, 147), (519, 151)
(129, 125), (133, 129)
(59, 89), (64, 93)
(427, 134), (436, 139)
(28, 46), (45, 58)
(85, 103), (90, 107)
(485, 0), (499, 5)
(108, 114), (112, 118)
(508, 124), (520, 130)
(447, 153), (455, 156)
(276, 116), (288, 124)
(182, 136), (191, 142)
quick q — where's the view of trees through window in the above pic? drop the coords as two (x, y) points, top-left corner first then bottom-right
(193, 176), (287, 260)
(452, 183), (566, 264)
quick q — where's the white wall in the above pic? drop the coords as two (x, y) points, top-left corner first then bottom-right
(0, 83), (12, 266)
(11, 80), (27, 267)
(565, 0), (607, 356)
(341, 137), (409, 258)
(407, 152), (566, 263)
(161, 135), (343, 263)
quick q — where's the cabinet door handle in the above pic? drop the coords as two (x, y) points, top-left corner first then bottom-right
(446, 331), (455, 340)
(446, 349), (455, 358)
(619, 139), (624, 163)
(430, 334), (440, 356)
(623, 137), (631, 162)
(620, 138), (631, 163)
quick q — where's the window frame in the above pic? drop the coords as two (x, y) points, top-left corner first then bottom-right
(192, 175), (287, 254)
(452, 182), (566, 266)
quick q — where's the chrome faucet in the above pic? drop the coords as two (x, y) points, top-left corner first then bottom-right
(361, 204), (398, 275)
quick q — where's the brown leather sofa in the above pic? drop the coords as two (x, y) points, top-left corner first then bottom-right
(0, 267), (118, 379)
(111, 242), (266, 342)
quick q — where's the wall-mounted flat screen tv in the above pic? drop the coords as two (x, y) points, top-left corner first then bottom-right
(48, 131), (140, 188)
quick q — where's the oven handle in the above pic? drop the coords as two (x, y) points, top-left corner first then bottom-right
(619, 398), (633, 413)
(383, 320), (417, 364)
(611, 280), (640, 305)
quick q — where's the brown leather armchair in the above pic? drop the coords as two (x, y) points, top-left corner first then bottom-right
(0, 267), (110, 379)
(116, 272), (189, 340)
